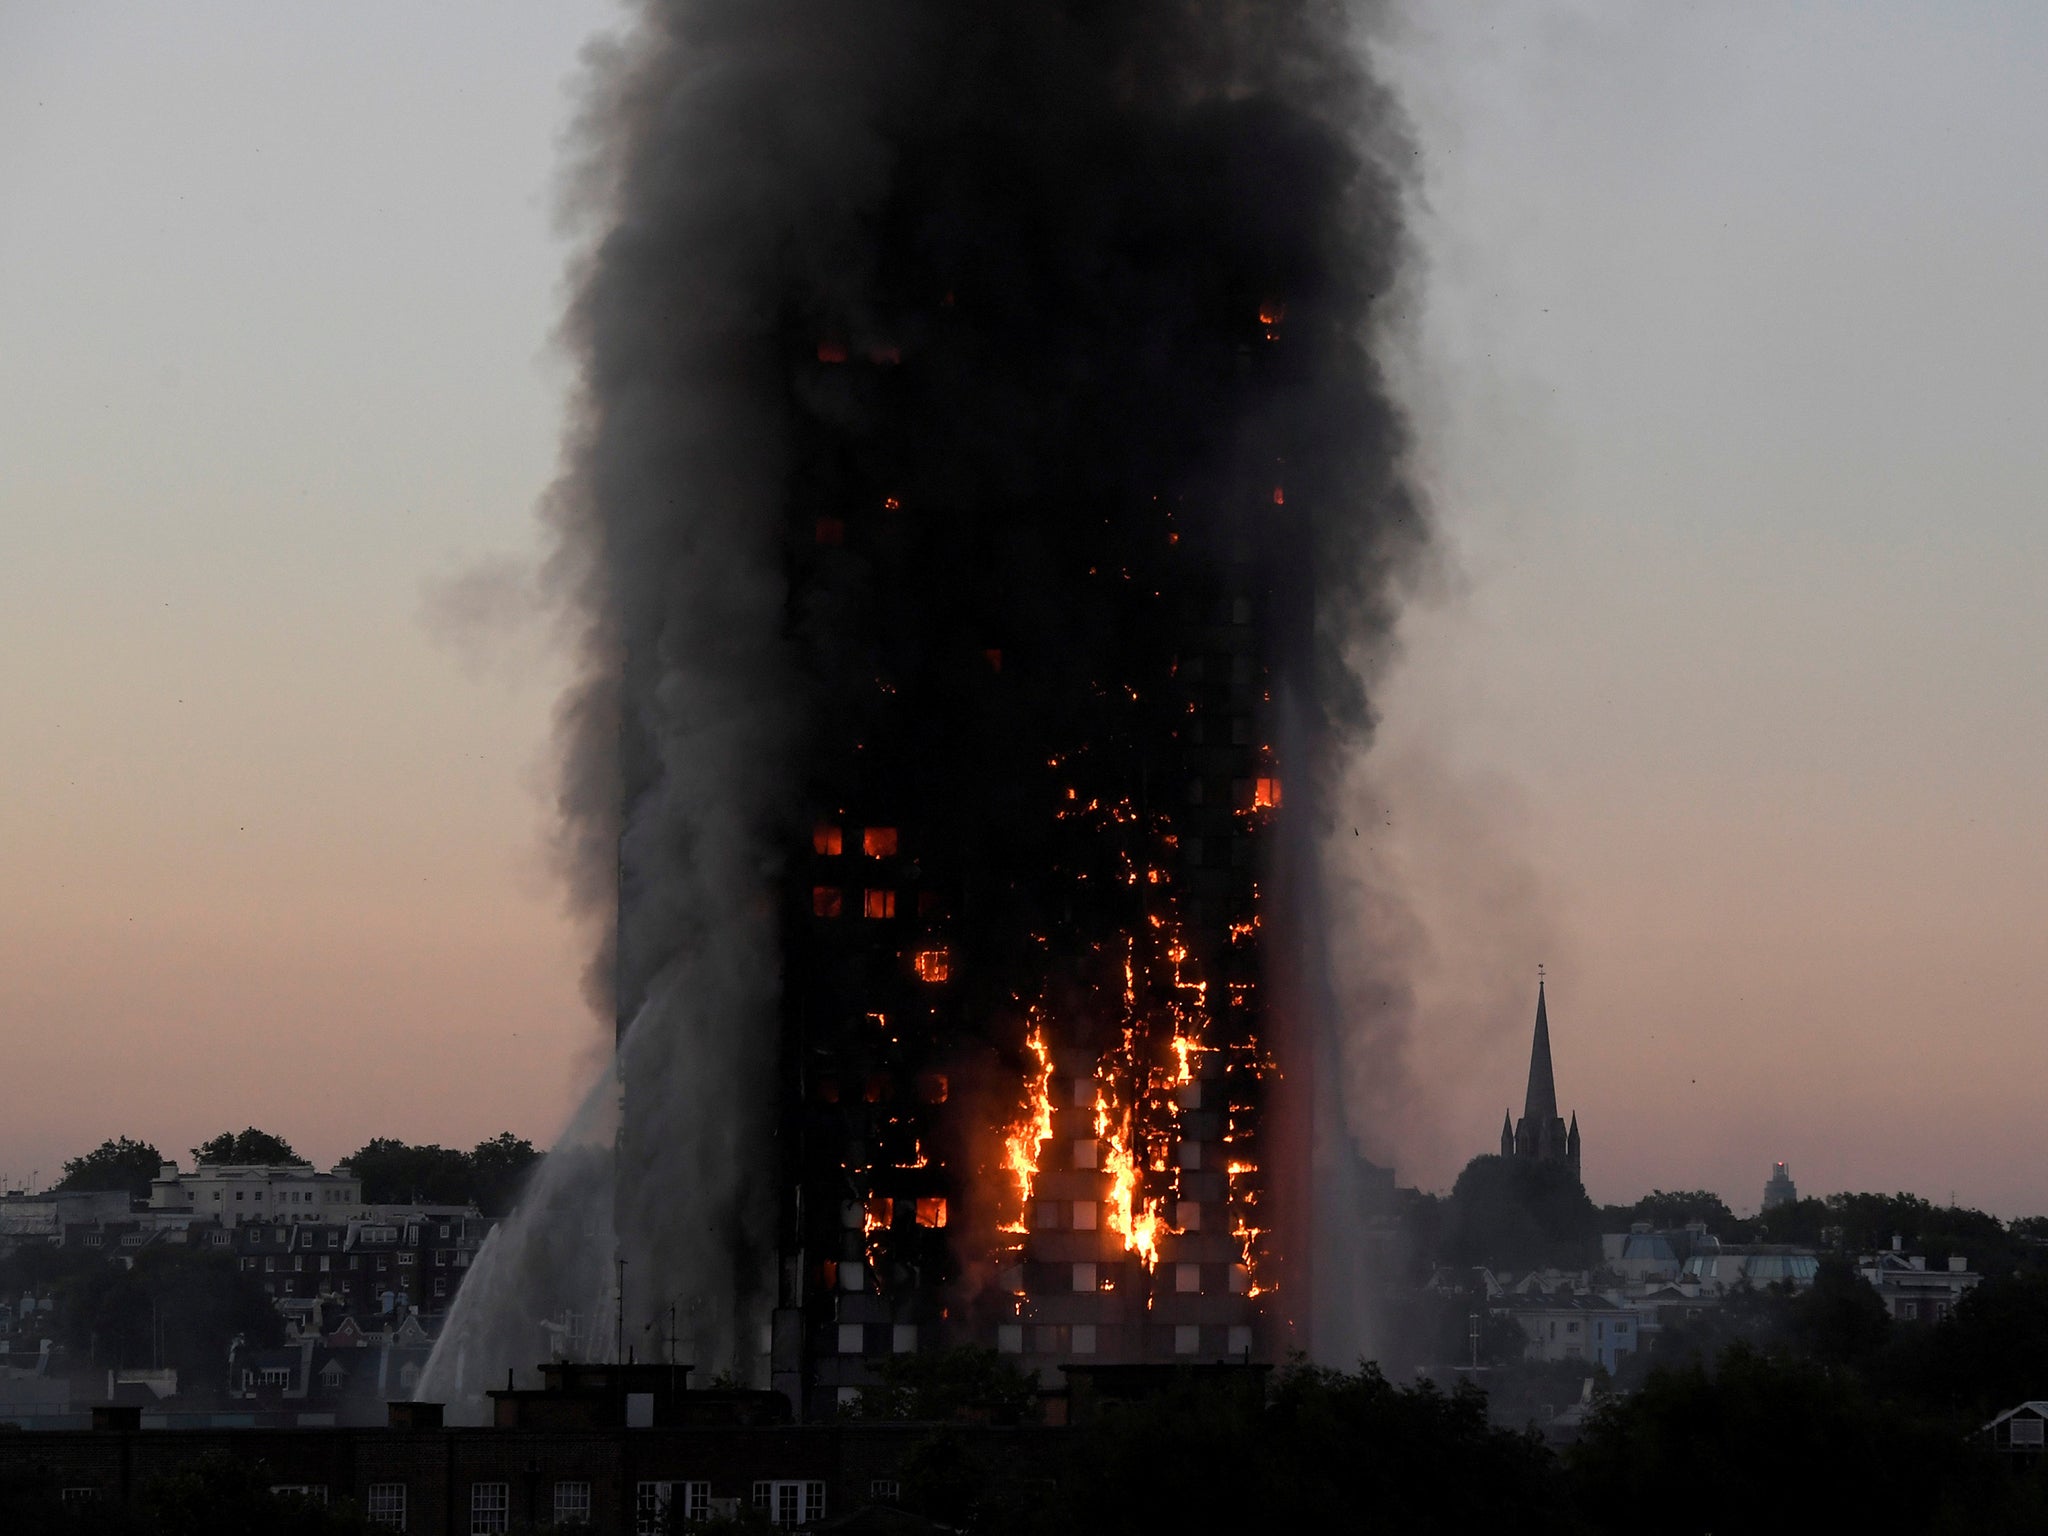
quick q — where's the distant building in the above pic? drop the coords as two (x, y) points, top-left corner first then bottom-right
(1501, 1294), (1638, 1374)
(149, 1161), (363, 1227)
(1679, 1240), (1820, 1292)
(1500, 978), (1580, 1178)
(1858, 1242), (1979, 1323)
(1762, 1161), (1797, 1211)
(1982, 1401), (2048, 1454)
(1601, 1228), (1682, 1285)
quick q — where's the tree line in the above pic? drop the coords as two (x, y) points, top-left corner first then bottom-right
(1405, 1153), (2048, 1278)
(50, 1131), (539, 1217)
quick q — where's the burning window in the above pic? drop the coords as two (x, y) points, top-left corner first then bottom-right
(914, 1197), (947, 1229)
(1271, 486), (1285, 506)
(916, 1072), (949, 1104)
(862, 827), (899, 857)
(913, 948), (950, 983)
(1253, 777), (1281, 809)
(863, 1074), (893, 1103)
(813, 824), (843, 856)
(812, 886), (844, 918)
(815, 516), (845, 546)
(865, 1197), (894, 1229)
(862, 889), (897, 919)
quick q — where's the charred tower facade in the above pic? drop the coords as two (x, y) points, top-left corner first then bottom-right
(539, 1), (1427, 1420)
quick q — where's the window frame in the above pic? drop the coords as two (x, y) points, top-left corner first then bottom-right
(469, 1481), (509, 1535)
(553, 1479), (593, 1526)
(366, 1481), (407, 1528)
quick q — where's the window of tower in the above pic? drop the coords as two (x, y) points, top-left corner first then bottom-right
(915, 1197), (948, 1228)
(862, 827), (899, 857)
(916, 1072), (949, 1103)
(1253, 777), (1282, 809)
(812, 887), (844, 918)
(814, 824), (843, 856)
(862, 889), (897, 919)
(913, 949), (951, 983)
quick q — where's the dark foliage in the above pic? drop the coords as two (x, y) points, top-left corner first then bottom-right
(1614, 1188), (1736, 1232)
(467, 1132), (541, 1217)
(854, 1345), (1043, 1424)
(342, 1139), (475, 1206)
(1572, 1346), (2048, 1532)
(55, 1138), (165, 1201)
(1441, 1155), (1599, 1271)
(189, 1129), (304, 1167)
(55, 1248), (283, 1390)
(342, 1134), (537, 1215)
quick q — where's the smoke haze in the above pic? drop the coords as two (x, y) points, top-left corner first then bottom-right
(426, 0), (1434, 1409)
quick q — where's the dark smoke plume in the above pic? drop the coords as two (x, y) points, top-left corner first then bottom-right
(425, 0), (1425, 1408)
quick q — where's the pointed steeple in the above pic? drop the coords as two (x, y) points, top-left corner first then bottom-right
(1501, 1111), (1514, 1160)
(1523, 978), (1558, 1128)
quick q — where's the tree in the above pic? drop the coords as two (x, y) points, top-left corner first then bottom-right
(343, 1139), (474, 1205)
(191, 1128), (305, 1167)
(469, 1132), (540, 1216)
(1787, 1256), (1890, 1368)
(1625, 1189), (1735, 1232)
(1441, 1155), (1600, 1272)
(856, 1345), (1042, 1424)
(55, 1136), (165, 1200)
(58, 1248), (281, 1390)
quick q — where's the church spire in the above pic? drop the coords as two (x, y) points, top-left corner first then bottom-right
(1523, 975), (1558, 1128)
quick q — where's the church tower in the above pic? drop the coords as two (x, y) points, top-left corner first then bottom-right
(1504, 977), (1580, 1180)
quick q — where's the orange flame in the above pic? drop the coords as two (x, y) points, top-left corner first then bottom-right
(1000, 1021), (1055, 1232)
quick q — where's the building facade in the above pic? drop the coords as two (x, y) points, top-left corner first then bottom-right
(149, 1161), (364, 1227)
(1762, 1161), (1798, 1211)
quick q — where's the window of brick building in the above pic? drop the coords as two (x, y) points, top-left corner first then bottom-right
(469, 1482), (508, 1535)
(553, 1481), (591, 1526)
(753, 1481), (826, 1527)
(635, 1482), (709, 1534)
(366, 1482), (406, 1528)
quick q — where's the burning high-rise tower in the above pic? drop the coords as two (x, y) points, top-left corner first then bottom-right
(425, 0), (1426, 1418)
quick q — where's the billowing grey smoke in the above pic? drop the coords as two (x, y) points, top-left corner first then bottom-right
(425, 0), (1425, 1412)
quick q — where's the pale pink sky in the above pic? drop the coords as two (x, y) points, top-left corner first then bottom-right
(3, 4), (2044, 1216)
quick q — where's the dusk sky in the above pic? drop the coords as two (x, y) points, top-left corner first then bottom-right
(4, 4), (2043, 1214)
